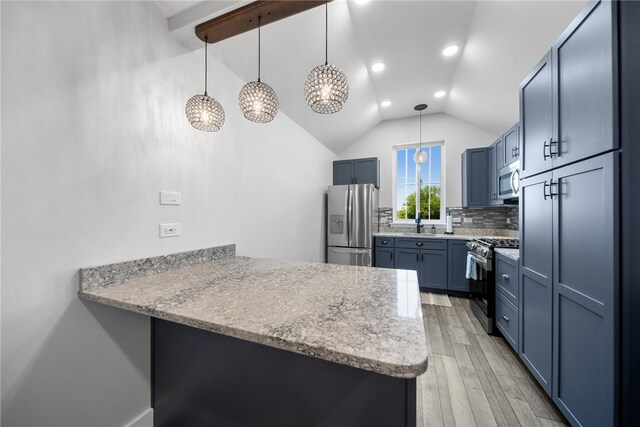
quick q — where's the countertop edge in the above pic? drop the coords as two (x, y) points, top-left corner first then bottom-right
(494, 248), (520, 262)
(78, 290), (429, 379)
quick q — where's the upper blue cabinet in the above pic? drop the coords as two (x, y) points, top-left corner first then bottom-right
(333, 158), (380, 188)
(520, 0), (616, 179)
(461, 148), (489, 207)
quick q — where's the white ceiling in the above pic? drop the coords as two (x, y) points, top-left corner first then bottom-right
(155, 0), (585, 154)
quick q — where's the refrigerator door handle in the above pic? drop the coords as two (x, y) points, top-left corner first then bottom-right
(346, 185), (352, 247)
(329, 247), (370, 254)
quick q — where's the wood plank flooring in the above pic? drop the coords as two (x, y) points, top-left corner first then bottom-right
(417, 296), (568, 427)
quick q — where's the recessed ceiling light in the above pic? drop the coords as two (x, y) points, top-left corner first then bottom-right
(442, 45), (459, 57)
(434, 91), (446, 98)
(381, 100), (391, 107)
(354, 0), (370, 4)
(371, 62), (385, 72)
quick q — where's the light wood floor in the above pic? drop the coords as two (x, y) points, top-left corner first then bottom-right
(416, 296), (568, 427)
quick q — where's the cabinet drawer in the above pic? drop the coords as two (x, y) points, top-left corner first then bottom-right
(496, 255), (519, 307)
(375, 237), (395, 248)
(395, 238), (447, 250)
(495, 291), (519, 352)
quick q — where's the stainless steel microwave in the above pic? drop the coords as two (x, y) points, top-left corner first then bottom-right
(497, 162), (520, 200)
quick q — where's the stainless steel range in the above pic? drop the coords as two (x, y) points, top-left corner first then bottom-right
(466, 237), (519, 334)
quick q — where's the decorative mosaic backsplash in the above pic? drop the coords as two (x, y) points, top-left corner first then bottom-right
(378, 206), (519, 231)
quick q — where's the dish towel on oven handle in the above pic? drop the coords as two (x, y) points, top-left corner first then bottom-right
(465, 253), (477, 280)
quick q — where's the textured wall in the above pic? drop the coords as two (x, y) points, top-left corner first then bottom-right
(1, 2), (334, 425)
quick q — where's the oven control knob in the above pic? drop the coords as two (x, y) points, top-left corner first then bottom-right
(481, 248), (488, 257)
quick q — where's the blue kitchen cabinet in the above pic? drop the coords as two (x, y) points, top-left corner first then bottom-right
(461, 148), (489, 207)
(519, 51), (553, 179)
(503, 123), (520, 165)
(519, 171), (553, 394)
(488, 142), (499, 206)
(552, 0), (616, 170)
(332, 160), (354, 186)
(420, 250), (448, 290)
(447, 240), (469, 292)
(374, 237), (395, 269)
(394, 248), (420, 276)
(495, 252), (519, 352)
(332, 158), (380, 187)
(551, 154), (616, 427)
(380, 238), (463, 292)
(517, 1), (620, 425)
(374, 248), (394, 269)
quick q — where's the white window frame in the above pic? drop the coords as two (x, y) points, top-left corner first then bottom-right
(391, 140), (446, 225)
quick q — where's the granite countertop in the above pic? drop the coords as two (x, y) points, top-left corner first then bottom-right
(78, 245), (428, 379)
(495, 248), (520, 261)
(374, 232), (479, 241)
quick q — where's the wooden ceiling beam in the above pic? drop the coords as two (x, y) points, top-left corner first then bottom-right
(195, 0), (330, 44)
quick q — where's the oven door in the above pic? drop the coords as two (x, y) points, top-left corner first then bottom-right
(468, 252), (495, 333)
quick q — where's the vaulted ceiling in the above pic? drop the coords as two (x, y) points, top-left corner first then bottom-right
(157, 0), (585, 154)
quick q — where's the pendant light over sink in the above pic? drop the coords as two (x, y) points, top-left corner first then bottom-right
(238, 15), (279, 123)
(304, 2), (349, 114)
(414, 104), (428, 164)
(185, 38), (225, 132)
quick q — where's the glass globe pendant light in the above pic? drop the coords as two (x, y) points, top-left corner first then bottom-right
(414, 104), (428, 164)
(304, 2), (349, 114)
(185, 37), (225, 132)
(238, 16), (279, 123)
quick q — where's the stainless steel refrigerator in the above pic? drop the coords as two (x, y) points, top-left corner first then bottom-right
(327, 184), (379, 266)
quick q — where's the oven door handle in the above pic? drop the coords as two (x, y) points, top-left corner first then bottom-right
(467, 252), (490, 271)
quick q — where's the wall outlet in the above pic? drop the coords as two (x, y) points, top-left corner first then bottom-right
(506, 218), (511, 224)
(159, 223), (180, 238)
(453, 217), (462, 223)
(160, 191), (181, 206)
(464, 218), (473, 223)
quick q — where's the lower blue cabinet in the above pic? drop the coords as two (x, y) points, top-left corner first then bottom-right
(374, 247), (394, 269)
(496, 291), (519, 352)
(373, 237), (468, 292)
(447, 240), (470, 292)
(420, 250), (448, 290)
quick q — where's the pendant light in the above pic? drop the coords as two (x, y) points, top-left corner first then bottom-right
(414, 104), (428, 163)
(304, 2), (349, 114)
(238, 16), (279, 123)
(186, 38), (225, 132)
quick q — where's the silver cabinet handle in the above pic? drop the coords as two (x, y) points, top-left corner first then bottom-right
(502, 315), (510, 322)
(502, 274), (510, 280)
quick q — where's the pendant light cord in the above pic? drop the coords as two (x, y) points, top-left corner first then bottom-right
(324, 2), (328, 65)
(204, 37), (208, 96)
(258, 16), (262, 82)
(419, 110), (422, 151)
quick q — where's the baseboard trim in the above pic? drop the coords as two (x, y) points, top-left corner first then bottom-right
(125, 408), (153, 427)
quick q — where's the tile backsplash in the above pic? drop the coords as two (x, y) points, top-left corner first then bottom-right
(378, 206), (519, 231)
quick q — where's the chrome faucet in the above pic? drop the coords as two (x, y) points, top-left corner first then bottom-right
(415, 212), (424, 234)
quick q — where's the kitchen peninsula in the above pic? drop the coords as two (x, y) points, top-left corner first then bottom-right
(79, 245), (427, 426)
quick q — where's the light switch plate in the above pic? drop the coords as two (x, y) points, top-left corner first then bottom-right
(160, 191), (181, 206)
(159, 223), (180, 238)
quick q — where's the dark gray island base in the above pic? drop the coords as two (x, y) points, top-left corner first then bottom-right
(152, 318), (416, 427)
(79, 245), (427, 427)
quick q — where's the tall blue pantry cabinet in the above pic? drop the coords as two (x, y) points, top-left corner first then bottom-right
(518, 1), (639, 426)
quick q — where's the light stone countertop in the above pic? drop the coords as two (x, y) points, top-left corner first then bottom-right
(494, 248), (520, 261)
(374, 232), (481, 241)
(79, 247), (428, 378)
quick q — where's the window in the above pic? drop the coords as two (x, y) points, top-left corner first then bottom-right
(394, 142), (444, 222)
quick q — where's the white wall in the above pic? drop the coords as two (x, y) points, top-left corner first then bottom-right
(1, 2), (335, 425)
(338, 113), (497, 210)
